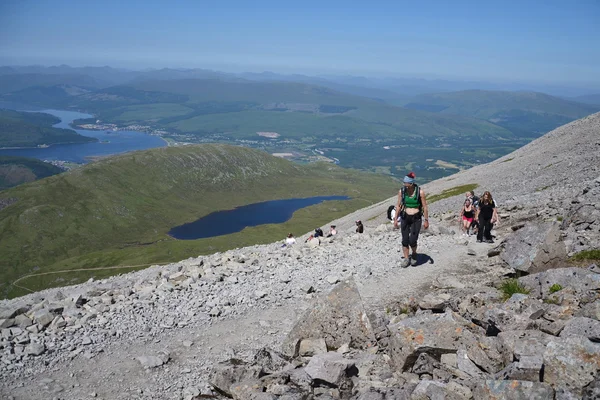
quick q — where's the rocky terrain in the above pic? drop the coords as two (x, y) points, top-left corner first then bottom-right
(1, 113), (599, 399)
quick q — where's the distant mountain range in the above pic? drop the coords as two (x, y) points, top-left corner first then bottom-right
(2, 64), (599, 183)
(0, 144), (395, 298)
(404, 90), (600, 138)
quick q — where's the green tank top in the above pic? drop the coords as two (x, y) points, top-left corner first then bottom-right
(404, 186), (420, 209)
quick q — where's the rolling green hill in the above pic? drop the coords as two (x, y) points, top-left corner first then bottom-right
(0, 144), (395, 298)
(0, 156), (63, 190)
(0, 109), (97, 148)
(404, 90), (600, 137)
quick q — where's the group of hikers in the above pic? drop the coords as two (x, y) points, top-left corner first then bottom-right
(284, 219), (365, 247)
(284, 171), (499, 269)
(390, 171), (499, 267)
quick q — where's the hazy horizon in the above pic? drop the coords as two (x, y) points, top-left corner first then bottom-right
(1, 0), (599, 89)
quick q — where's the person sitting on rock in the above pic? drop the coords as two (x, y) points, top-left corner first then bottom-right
(355, 220), (364, 233)
(393, 171), (429, 267)
(285, 233), (296, 245)
(326, 225), (337, 237)
(460, 198), (475, 236)
(476, 191), (499, 243)
(314, 227), (324, 238)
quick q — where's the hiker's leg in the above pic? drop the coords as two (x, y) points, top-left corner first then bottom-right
(409, 217), (422, 256)
(477, 217), (485, 241)
(483, 218), (493, 240)
(401, 217), (411, 259)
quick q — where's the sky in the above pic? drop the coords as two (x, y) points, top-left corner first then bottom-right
(1, 0), (599, 85)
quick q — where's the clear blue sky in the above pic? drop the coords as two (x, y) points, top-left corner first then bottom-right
(1, 0), (598, 84)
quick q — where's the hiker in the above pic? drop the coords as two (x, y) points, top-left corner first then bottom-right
(460, 198), (475, 236)
(326, 225), (337, 237)
(476, 191), (499, 243)
(314, 227), (324, 238)
(466, 190), (480, 235)
(285, 233), (296, 245)
(355, 220), (364, 233)
(393, 172), (429, 267)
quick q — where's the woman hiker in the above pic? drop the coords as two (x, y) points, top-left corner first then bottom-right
(393, 172), (429, 267)
(476, 191), (499, 243)
(460, 198), (475, 236)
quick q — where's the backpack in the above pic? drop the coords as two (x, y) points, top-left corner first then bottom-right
(386, 205), (396, 220)
(471, 195), (480, 208)
(315, 228), (324, 237)
(400, 185), (422, 212)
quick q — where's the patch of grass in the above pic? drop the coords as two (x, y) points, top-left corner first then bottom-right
(500, 278), (531, 301)
(549, 284), (563, 294)
(501, 157), (514, 163)
(427, 183), (479, 204)
(535, 185), (551, 192)
(571, 249), (600, 261)
(557, 216), (563, 222)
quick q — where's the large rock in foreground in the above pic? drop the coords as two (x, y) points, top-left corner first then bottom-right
(282, 279), (376, 357)
(501, 222), (566, 274)
(387, 310), (488, 371)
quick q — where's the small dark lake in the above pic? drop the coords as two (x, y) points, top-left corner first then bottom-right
(169, 195), (350, 240)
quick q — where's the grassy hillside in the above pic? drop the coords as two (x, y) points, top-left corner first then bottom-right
(404, 90), (600, 137)
(0, 144), (395, 298)
(0, 156), (63, 190)
(0, 109), (97, 148)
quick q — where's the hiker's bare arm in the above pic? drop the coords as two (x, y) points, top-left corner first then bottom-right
(420, 188), (429, 229)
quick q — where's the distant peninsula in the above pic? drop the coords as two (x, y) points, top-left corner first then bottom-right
(0, 109), (97, 148)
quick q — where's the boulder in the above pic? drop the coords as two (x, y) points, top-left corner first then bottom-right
(304, 352), (357, 388)
(298, 338), (327, 357)
(136, 351), (170, 369)
(418, 293), (451, 312)
(543, 337), (600, 397)
(518, 267), (600, 299)
(494, 355), (543, 382)
(31, 309), (55, 327)
(576, 300), (600, 321)
(500, 222), (566, 273)
(253, 348), (292, 374)
(209, 359), (264, 398)
(25, 342), (45, 356)
(473, 380), (554, 399)
(559, 317), (600, 341)
(282, 279), (376, 357)
(456, 348), (486, 379)
(410, 380), (447, 399)
(387, 311), (486, 371)
(583, 376), (600, 400)
(497, 330), (555, 366)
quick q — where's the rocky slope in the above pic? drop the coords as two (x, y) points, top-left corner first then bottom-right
(0, 113), (599, 399)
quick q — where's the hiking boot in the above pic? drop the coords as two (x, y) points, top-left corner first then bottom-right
(485, 239), (494, 244)
(410, 254), (418, 266)
(400, 258), (410, 268)
(476, 239), (483, 243)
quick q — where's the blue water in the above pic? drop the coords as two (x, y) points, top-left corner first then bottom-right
(0, 109), (166, 163)
(169, 195), (350, 240)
